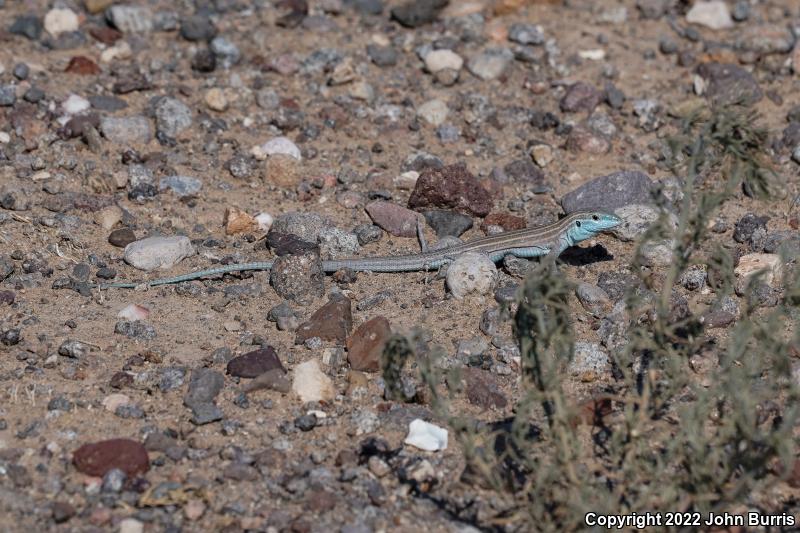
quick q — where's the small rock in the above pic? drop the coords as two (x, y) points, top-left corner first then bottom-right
(560, 82), (603, 113)
(159, 175), (202, 197)
(404, 419), (447, 451)
(423, 210), (473, 238)
(530, 144), (554, 167)
(257, 136), (302, 160)
(204, 88), (228, 111)
(508, 22), (544, 45)
(408, 163), (492, 217)
(446, 252), (497, 299)
(117, 304), (150, 321)
(108, 5), (154, 33)
(365, 200), (419, 237)
(367, 44), (398, 67)
(417, 99), (449, 127)
(124, 236), (195, 271)
(565, 126), (611, 154)
(10, 15), (43, 40)
(735, 253), (782, 289)
(391, 0), (447, 28)
(44, 8), (79, 37)
(292, 360), (335, 403)
(686, 1), (733, 30)
(51, 501), (76, 523)
(72, 438), (149, 477)
(569, 342), (609, 381)
(211, 36), (241, 68)
(99, 116), (152, 145)
(696, 63), (762, 107)
(347, 317), (391, 372)
(227, 347), (285, 378)
(561, 170), (653, 213)
(295, 295), (353, 344)
(424, 49), (463, 73)
(155, 97), (193, 138)
(467, 48), (514, 81)
(264, 154), (302, 188)
(575, 283), (611, 317)
(224, 206), (258, 235)
(109, 228), (137, 248)
(102, 393), (132, 413)
(463, 368), (507, 409)
(270, 252), (325, 305)
(180, 14), (216, 42)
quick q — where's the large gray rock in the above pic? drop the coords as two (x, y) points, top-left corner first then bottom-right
(562, 170), (653, 213)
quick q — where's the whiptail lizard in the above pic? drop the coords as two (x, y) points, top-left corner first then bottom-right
(97, 210), (621, 289)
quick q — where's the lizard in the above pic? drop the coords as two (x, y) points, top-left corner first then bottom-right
(96, 210), (621, 289)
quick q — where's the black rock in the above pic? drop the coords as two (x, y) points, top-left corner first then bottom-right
(10, 15), (43, 40)
(391, 0), (448, 28)
(423, 210), (473, 238)
(180, 15), (217, 42)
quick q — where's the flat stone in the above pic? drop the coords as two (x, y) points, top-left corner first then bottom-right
(346, 317), (391, 372)
(123, 236), (195, 271)
(365, 200), (418, 237)
(99, 115), (152, 145)
(72, 438), (149, 477)
(296, 295), (353, 344)
(561, 170), (653, 213)
(227, 347), (285, 378)
(423, 210), (473, 238)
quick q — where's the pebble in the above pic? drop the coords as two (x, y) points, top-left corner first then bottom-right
(365, 200), (418, 237)
(292, 360), (335, 403)
(467, 48), (514, 81)
(257, 136), (302, 160)
(736, 26), (794, 55)
(686, 1), (733, 30)
(504, 158), (548, 192)
(367, 44), (398, 67)
(180, 14), (216, 41)
(295, 295), (353, 344)
(408, 164), (492, 217)
(561, 170), (653, 213)
(210, 36), (241, 68)
(102, 393), (132, 413)
(735, 253), (782, 289)
(72, 438), (149, 477)
(610, 204), (674, 242)
(270, 252), (325, 305)
(108, 5), (154, 33)
(424, 49), (463, 73)
(508, 23), (544, 45)
(569, 343), (609, 381)
(318, 227), (360, 259)
(10, 15), (43, 40)
(446, 252), (497, 299)
(108, 228), (137, 248)
(560, 82), (603, 113)
(58, 339), (91, 358)
(530, 144), (554, 167)
(155, 97), (193, 139)
(119, 518), (144, 533)
(733, 213), (769, 251)
(575, 282), (611, 317)
(44, 8), (79, 37)
(417, 99), (449, 127)
(346, 316), (391, 372)
(696, 62), (762, 107)
(99, 116), (152, 145)
(404, 419), (447, 451)
(463, 368), (507, 409)
(243, 368), (292, 394)
(391, 0), (447, 28)
(123, 236), (195, 271)
(117, 304), (150, 321)
(423, 210), (473, 238)
(565, 126), (611, 154)
(227, 347), (285, 378)
(114, 320), (156, 340)
(159, 175), (202, 197)
(0, 85), (17, 107)
(204, 88), (228, 111)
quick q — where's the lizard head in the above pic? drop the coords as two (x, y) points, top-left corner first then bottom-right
(566, 211), (622, 244)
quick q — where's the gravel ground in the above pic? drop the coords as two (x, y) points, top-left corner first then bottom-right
(1, 0), (799, 531)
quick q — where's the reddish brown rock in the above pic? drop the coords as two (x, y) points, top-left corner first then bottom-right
(365, 200), (418, 237)
(88, 26), (122, 45)
(481, 213), (527, 232)
(72, 438), (149, 477)
(108, 228), (137, 248)
(565, 126), (611, 155)
(408, 163), (493, 217)
(346, 316), (392, 372)
(65, 56), (101, 75)
(464, 368), (508, 409)
(559, 82), (602, 113)
(227, 346), (285, 378)
(295, 295), (353, 345)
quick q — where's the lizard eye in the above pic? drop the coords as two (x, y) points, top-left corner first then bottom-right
(575, 220), (582, 228)
(592, 214), (599, 221)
